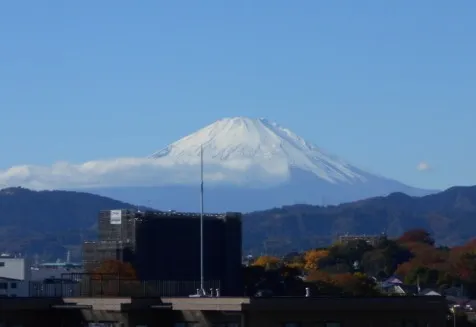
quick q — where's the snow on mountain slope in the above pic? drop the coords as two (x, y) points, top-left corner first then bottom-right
(150, 117), (367, 184)
(79, 117), (432, 211)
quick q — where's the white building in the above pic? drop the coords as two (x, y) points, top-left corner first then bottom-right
(0, 254), (31, 297)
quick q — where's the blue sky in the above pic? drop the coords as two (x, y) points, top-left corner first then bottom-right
(0, 0), (475, 190)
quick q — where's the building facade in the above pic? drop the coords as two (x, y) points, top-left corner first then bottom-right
(83, 209), (243, 296)
(0, 254), (32, 297)
(0, 255), (31, 281)
(134, 211), (242, 296)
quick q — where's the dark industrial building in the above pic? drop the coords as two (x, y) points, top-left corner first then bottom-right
(135, 211), (242, 296)
(82, 209), (243, 296)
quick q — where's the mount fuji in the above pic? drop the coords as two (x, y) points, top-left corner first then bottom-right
(84, 117), (433, 212)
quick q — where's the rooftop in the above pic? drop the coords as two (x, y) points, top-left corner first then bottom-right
(0, 296), (448, 312)
(135, 210), (241, 220)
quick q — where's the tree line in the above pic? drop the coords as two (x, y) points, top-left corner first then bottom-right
(248, 229), (476, 298)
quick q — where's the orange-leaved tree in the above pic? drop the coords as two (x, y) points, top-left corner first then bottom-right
(332, 272), (379, 296)
(90, 260), (139, 296)
(253, 255), (281, 269)
(306, 270), (333, 283)
(397, 229), (435, 246)
(92, 260), (137, 280)
(304, 249), (329, 270)
(252, 256), (281, 269)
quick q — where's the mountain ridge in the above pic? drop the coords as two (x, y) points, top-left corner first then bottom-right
(0, 185), (472, 259)
(0, 187), (136, 260)
(243, 184), (476, 253)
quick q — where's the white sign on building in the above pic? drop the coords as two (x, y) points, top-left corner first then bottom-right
(110, 210), (122, 225)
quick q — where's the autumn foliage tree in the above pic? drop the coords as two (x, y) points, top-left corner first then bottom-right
(303, 249), (329, 270)
(92, 260), (137, 280)
(252, 256), (281, 269)
(397, 229), (435, 246)
(246, 229), (476, 297)
(282, 252), (305, 270)
(90, 260), (139, 296)
(307, 270), (333, 283)
(331, 272), (379, 296)
(307, 271), (379, 296)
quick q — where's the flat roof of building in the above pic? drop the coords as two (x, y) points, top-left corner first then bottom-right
(136, 211), (241, 220)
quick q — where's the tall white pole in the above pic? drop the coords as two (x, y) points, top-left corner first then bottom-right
(200, 145), (205, 295)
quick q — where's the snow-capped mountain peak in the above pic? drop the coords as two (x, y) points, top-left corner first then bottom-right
(150, 117), (366, 184)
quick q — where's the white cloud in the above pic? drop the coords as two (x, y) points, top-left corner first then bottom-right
(416, 161), (431, 172)
(0, 157), (291, 190)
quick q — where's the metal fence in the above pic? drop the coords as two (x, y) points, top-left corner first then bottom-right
(28, 279), (221, 297)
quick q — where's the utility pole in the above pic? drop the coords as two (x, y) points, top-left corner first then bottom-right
(200, 145), (205, 296)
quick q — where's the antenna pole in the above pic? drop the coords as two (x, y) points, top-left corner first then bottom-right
(200, 145), (205, 295)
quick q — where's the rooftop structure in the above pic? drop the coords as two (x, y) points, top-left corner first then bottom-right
(0, 295), (448, 326)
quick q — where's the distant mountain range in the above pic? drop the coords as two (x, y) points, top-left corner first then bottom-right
(0, 185), (475, 259)
(0, 187), (135, 260)
(79, 117), (434, 212)
(244, 185), (476, 254)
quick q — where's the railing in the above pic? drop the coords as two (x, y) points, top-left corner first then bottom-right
(28, 279), (221, 297)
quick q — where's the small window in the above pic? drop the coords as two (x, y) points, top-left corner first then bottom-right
(0, 262), (5, 267)
(0, 283), (7, 289)
(10, 282), (17, 289)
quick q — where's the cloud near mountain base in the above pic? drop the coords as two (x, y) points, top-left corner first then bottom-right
(0, 157), (291, 190)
